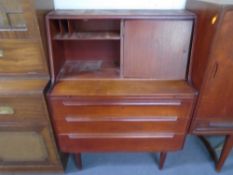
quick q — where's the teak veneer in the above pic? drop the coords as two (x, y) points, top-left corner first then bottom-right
(46, 10), (197, 170)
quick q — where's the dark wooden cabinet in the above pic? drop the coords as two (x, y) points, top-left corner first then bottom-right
(46, 10), (196, 170)
(0, 0), (62, 172)
(186, 0), (233, 171)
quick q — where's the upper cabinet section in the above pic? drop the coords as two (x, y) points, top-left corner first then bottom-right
(0, 0), (41, 39)
(46, 10), (195, 82)
(0, 0), (48, 76)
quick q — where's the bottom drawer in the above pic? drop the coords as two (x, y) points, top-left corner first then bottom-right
(191, 119), (233, 134)
(0, 124), (61, 171)
(58, 133), (185, 152)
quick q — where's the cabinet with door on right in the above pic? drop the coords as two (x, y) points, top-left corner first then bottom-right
(186, 0), (233, 172)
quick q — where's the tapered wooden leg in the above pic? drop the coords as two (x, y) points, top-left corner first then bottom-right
(159, 152), (167, 170)
(216, 135), (233, 172)
(75, 153), (82, 170)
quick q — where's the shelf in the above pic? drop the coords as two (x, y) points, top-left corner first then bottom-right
(53, 32), (121, 40)
(57, 60), (120, 80)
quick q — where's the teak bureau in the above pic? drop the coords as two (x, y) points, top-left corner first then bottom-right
(46, 10), (197, 169)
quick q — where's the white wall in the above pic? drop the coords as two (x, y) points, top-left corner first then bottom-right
(54, 0), (187, 10)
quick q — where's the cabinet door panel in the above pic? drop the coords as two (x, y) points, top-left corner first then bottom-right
(0, 131), (47, 162)
(194, 11), (233, 121)
(123, 20), (193, 79)
(0, 124), (60, 170)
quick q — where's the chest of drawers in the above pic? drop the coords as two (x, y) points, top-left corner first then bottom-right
(46, 10), (197, 166)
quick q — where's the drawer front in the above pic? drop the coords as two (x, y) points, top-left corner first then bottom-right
(49, 98), (194, 120)
(0, 40), (46, 74)
(0, 124), (60, 170)
(0, 95), (47, 122)
(191, 119), (233, 134)
(58, 133), (185, 152)
(54, 117), (189, 134)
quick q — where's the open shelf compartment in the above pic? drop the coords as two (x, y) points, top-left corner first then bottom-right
(51, 19), (121, 40)
(48, 18), (122, 81)
(57, 60), (120, 80)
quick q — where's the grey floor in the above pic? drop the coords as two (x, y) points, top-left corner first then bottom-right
(1, 136), (233, 175)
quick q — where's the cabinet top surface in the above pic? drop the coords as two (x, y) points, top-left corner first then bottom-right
(47, 10), (195, 19)
(49, 80), (197, 99)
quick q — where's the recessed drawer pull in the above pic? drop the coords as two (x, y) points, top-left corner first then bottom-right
(65, 116), (178, 122)
(66, 132), (175, 139)
(62, 101), (181, 106)
(0, 106), (15, 115)
(209, 122), (233, 128)
(0, 49), (4, 58)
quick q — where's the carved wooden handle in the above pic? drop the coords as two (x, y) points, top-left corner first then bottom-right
(0, 106), (15, 115)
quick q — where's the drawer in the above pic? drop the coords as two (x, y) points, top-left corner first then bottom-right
(191, 119), (233, 134)
(0, 40), (46, 74)
(49, 98), (194, 120)
(0, 123), (60, 170)
(0, 95), (47, 122)
(57, 133), (185, 152)
(54, 117), (189, 134)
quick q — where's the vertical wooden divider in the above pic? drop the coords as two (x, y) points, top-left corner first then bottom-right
(120, 19), (124, 78)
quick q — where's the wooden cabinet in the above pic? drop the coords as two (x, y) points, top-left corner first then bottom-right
(0, 0), (62, 172)
(46, 10), (196, 170)
(186, 0), (233, 171)
(187, 0), (233, 138)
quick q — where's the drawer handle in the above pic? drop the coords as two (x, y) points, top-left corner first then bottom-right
(0, 49), (4, 58)
(65, 116), (178, 122)
(63, 101), (181, 106)
(0, 106), (14, 115)
(66, 132), (175, 139)
(209, 122), (233, 129)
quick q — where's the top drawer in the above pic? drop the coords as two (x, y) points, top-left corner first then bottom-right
(0, 40), (47, 74)
(49, 97), (194, 120)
